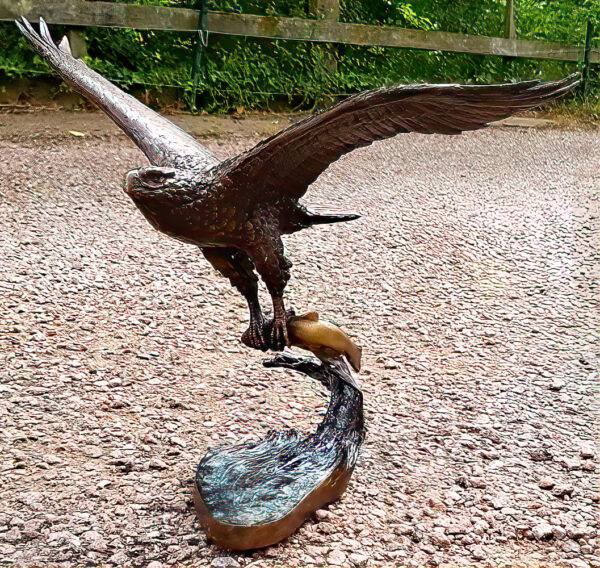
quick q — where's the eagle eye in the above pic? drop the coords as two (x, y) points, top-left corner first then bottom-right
(138, 167), (176, 189)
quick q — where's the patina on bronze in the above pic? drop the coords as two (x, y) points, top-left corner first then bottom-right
(193, 351), (364, 550)
(17, 18), (579, 352)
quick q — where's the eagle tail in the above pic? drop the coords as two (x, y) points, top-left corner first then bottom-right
(302, 206), (361, 227)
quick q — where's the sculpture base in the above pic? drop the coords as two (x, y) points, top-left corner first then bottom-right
(193, 353), (364, 551)
(193, 444), (354, 550)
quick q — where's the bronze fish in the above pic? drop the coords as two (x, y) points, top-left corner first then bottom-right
(287, 312), (362, 372)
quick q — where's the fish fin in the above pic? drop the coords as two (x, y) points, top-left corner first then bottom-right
(300, 311), (319, 321)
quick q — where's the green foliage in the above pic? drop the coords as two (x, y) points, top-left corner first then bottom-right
(0, 0), (597, 112)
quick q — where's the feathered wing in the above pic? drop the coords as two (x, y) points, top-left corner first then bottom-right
(215, 75), (579, 200)
(16, 17), (218, 170)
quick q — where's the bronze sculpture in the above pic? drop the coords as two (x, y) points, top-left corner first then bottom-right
(17, 16), (581, 551)
(17, 17), (579, 352)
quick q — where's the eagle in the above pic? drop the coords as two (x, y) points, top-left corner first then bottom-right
(17, 17), (578, 351)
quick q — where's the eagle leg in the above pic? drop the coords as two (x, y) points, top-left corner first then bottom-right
(246, 238), (292, 352)
(201, 246), (268, 351)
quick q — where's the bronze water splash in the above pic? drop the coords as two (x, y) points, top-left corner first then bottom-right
(193, 352), (364, 550)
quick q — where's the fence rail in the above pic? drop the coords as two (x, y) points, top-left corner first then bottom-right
(0, 0), (598, 64)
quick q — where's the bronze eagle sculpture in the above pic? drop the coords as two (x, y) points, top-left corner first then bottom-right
(17, 17), (578, 351)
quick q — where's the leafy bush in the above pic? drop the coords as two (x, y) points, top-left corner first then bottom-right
(0, 0), (597, 112)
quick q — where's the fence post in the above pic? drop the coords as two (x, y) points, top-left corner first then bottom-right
(67, 29), (87, 58)
(309, 0), (339, 100)
(189, 0), (209, 112)
(501, 0), (516, 74)
(581, 21), (594, 98)
(503, 0), (515, 40)
(309, 0), (340, 22)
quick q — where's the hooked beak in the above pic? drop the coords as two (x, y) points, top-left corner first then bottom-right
(124, 169), (142, 197)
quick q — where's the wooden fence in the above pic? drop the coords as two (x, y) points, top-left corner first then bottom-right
(0, 0), (598, 64)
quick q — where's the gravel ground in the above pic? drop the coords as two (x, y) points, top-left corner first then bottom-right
(0, 113), (598, 568)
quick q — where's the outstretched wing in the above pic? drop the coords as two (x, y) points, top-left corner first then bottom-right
(16, 17), (218, 170)
(215, 75), (578, 199)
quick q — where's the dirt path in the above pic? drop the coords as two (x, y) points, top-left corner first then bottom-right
(0, 113), (598, 568)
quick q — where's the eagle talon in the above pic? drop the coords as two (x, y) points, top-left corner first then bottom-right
(241, 318), (269, 352)
(242, 311), (293, 352)
(268, 318), (289, 352)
